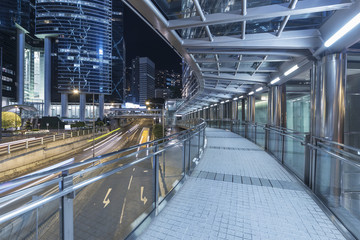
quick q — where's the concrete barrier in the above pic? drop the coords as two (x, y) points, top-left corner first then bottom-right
(0, 131), (107, 182)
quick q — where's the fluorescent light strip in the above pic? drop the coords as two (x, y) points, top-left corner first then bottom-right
(270, 77), (280, 84)
(239, 96), (243, 99)
(256, 87), (263, 92)
(220, 101), (225, 104)
(284, 65), (298, 76)
(225, 100), (230, 103)
(325, 13), (360, 48)
(248, 91), (254, 95)
(233, 97), (238, 101)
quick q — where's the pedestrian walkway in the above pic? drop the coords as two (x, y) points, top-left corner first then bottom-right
(139, 128), (345, 240)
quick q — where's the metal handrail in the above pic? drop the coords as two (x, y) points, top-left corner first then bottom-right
(0, 128), (105, 155)
(0, 120), (206, 228)
(0, 122), (205, 191)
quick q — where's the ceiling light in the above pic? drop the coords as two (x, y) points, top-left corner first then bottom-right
(239, 96), (243, 99)
(256, 87), (263, 92)
(233, 97), (238, 101)
(270, 77), (280, 84)
(225, 100), (230, 103)
(284, 65), (298, 76)
(325, 13), (360, 47)
(220, 101), (225, 104)
(248, 91), (254, 95)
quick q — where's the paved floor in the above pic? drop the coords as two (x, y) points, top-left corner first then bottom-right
(139, 128), (345, 240)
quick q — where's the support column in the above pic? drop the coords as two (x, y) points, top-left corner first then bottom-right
(44, 37), (52, 116)
(268, 85), (286, 127)
(312, 53), (346, 207)
(241, 99), (246, 122)
(79, 93), (86, 122)
(99, 94), (104, 120)
(247, 96), (255, 122)
(61, 93), (68, 119)
(17, 29), (25, 105)
(232, 100), (238, 120)
(219, 104), (224, 119)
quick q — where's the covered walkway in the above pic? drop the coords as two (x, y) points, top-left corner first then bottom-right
(139, 128), (345, 240)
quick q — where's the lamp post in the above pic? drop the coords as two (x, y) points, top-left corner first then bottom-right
(73, 89), (95, 158)
(146, 101), (165, 138)
(14, 105), (18, 131)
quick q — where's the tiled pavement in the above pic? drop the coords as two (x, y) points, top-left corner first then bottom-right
(139, 128), (345, 240)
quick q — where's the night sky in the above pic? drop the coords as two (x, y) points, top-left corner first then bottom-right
(123, 5), (182, 73)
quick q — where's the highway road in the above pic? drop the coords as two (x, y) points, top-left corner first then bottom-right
(0, 120), (190, 239)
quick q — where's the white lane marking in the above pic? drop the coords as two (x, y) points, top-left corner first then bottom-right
(120, 197), (126, 224)
(103, 188), (112, 208)
(143, 170), (148, 173)
(128, 175), (133, 190)
(140, 186), (147, 205)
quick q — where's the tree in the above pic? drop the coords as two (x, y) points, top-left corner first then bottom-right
(2, 112), (21, 130)
(153, 124), (163, 140)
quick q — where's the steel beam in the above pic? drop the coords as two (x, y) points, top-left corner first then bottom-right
(183, 29), (321, 49)
(203, 73), (268, 83)
(168, 0), (352, 30)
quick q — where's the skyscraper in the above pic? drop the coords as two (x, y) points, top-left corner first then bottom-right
(111, 1), (126, 103)
(35, 0), (113, 119)
(130, 57), (155, 106)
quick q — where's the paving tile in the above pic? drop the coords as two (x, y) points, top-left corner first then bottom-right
(215, 173), (224, 181)
(139, 128), (346, 240)
(224, 174), (233, 182)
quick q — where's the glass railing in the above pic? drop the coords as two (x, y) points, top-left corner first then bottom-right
(205, 119), (359, 238)
(0, 120), (206, 239)
(312, 138), (360, 238)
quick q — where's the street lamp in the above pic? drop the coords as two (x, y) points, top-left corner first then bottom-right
(146, 101), (165, 138)
(14, 105), (18, 130)
(73, 89), (96, 158)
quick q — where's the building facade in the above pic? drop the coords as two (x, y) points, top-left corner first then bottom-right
(130, 57), (155, 106)
(35, 0), (113, 119)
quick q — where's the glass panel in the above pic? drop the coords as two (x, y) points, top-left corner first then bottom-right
(256, 124), (266, 148)
(0, 198), (61, 239)
(283, 136), (305, 181)
(158, 141), (184, 200)
(285, 73), (311, 133)
(268, 130), (282, 161)
(255, 93), (268, 124)
(315, 149), (360, 237)
(73, 158), (155, 239)
(189, 134), (199, 172)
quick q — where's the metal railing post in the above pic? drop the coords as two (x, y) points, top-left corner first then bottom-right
(264, 124), (269, 151)
(202, 128), (205, 149)
(281, 130), (285, 165)
(153, 144), (160, 215)
(63, 133), (65, 140)
(182, 139), (186, 175)
(188, 136), (191, 173)
(70, 132), (73, 138)
(254, 124), (257, 144)
(53, 135), (56, 141)
(60, 170), (75, 240)
(197, 131), (201, 158)
(41, 137), (44, 145)
(7, 144), (10, 154)
(304, 134), (311, 187)
(25, 140), (28, 149)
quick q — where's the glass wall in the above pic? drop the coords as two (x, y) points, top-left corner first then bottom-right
(285, 73), (311, 133)
(254, 93), (268, 124)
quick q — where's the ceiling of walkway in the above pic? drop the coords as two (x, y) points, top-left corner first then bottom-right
(123, 0), (360, 114)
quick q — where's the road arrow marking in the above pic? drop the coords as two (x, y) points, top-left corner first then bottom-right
(140, 186), (147, 205)
(103, 188), (112, 208)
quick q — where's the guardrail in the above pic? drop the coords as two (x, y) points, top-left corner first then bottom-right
(0, 120), (206, 240)
(206, 119), (359, 239)
(0, 128), (105, 155)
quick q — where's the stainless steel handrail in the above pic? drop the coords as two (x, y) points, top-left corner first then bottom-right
(0, 120), (206, 229)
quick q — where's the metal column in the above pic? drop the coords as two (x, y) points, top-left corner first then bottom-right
(17, 28), (25, 105)
(247, 96), (255, 122)
(61, 93), (68, 119)
(79, 93), (86, 122)
(313, 53), (346, 207)
(44, 37), (52, 116)
(99, 94), (104, 120)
